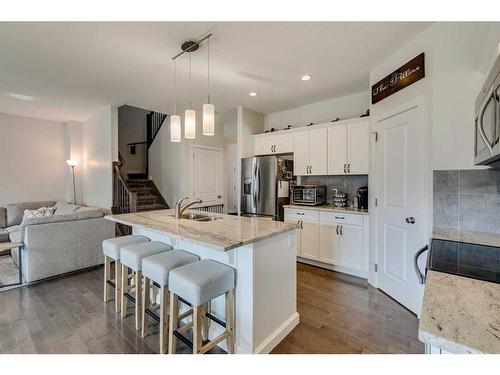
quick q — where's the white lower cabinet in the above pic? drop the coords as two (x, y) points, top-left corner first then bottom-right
(286, 207), (369, 278)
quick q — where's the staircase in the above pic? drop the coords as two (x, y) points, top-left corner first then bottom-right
(126, 179), (169, 212)
(112, 151), (169, 236)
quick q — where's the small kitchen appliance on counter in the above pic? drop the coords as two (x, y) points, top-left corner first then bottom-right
(291, 185), (326, 206)
(357, 186), (368, 209)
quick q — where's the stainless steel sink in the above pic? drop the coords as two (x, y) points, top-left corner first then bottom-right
(172, 212), (223, 222)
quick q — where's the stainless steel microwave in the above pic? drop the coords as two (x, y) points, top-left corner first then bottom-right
(291, 185), (326, 206)
(474, 54), (500, 167)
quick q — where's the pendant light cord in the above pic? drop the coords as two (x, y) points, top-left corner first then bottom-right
(207, 37), (211, 104)
(173, 59), (177, 115)
(189, 52), (192, 108)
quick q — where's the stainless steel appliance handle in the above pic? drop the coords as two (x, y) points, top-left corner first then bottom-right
(252, 160), (258, 208)
(477, 85), (497, 154)
(414, 244), (428, 285)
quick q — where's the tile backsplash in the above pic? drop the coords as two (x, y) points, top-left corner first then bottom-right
(299, 175), (368, 206)
(433, 169), (500, 234)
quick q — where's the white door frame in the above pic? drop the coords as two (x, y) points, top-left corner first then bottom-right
(189, 144), (224, 203)
(369, 96), (431, 316)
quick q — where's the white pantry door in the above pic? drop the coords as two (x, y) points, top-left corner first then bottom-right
(191, 146), (223, 204)
(375, 104), (425, 315)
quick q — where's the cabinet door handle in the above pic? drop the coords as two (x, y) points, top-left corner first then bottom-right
(274, 145), (276, 152)
(300, 220), (303, 229)
(340, 225), (343, 235)
(343, 164), (346, 173)
(309, 165), (312, 174)
(348, 163), (350, 173)
(336, 225), (339, 235)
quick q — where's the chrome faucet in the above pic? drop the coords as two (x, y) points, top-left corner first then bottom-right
(175, 197), (203, 219)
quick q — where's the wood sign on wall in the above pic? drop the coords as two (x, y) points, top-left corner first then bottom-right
(371, 53), (425, 104)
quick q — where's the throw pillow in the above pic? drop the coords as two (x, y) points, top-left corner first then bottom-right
(23, 207), (56, 219)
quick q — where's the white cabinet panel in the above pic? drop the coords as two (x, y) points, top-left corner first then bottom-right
(285, 217), (301, 256)
(338, 224), (363, 271)
(300, 220), (319, 260)
(309, 128), (328, 175)
(254, 136), (274, 156)
(274, 133), (293, 153)
(327, 125), (347, 175)
(347, 121), (369, 174)
(293, 131), (309, 176)
(319, 222), (340, 264)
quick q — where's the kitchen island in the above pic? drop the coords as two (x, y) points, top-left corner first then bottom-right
(105, 209), (299, 354)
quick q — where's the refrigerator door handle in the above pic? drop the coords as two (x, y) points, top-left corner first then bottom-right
(252, 160), (258, 209)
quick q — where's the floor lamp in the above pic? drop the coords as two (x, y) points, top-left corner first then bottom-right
(66, 160), (79, 204)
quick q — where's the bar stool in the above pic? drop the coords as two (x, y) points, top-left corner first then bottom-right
(102, 235), (150, 313)
(168, 259), (236, 354)
(120, 241), (172, 330)
(141, 250), (200, 353)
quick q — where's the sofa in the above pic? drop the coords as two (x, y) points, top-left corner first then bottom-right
(0, 200), (115, 283)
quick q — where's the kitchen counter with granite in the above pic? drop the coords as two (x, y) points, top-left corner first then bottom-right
(283, 204), (369, 215)
(105, 209), (296, 252)
(418, 270), (500, 354)
(433, 227), (500, 248)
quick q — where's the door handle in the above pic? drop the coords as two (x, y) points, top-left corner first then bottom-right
(343, 164), (346, 173)
(405, 217), (416, 224)
(309, 165), (312, 174)
(414, 245), (428, 284)
(336, 225), (339, 235)
(477, 84), (497, 154)
(300, 220), (303, 229)
(347, 164), (350, 173)
(340, 225), (343, 235)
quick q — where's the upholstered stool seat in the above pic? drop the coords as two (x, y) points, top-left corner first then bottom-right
(103, 235), (149, 260)
(120, 241), (172, 330)
(102, 235), (150, 314)
(141, 250), (200, 353)
(168, 259), (236, 354)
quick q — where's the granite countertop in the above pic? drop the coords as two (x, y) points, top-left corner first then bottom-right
(105, 209), (296, 252)
(433, 227), (500, 248)
(283, 204), (369, 215)
(419, 270), (500, 354)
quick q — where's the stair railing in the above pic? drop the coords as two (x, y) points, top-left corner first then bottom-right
(112, 152), (138, 235)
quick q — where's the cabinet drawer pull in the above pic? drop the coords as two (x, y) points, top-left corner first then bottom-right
(334, 216), (345, 220)
(297, 212), (305, 215)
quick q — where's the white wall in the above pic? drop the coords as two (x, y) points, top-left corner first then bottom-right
(264, 91), (369, 131)
(82, 106), (114, 209)
(237, 107), (265, 159)
(64, 120), (83, 204)
(149, 113), (232, 209)
(118, 105), (149, 176)
(0, 113), (67, 207)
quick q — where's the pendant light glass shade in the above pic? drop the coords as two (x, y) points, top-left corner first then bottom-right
(170, 115), (181, 142)
(184, 109), (196, 139)
(203, 103), (215, 136)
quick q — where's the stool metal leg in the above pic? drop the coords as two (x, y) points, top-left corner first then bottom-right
(121, 264), (128, 318)
(115, 260), (122, 314)
(168, 292), (179, 354)
(193, 305), (203, 354)
(159, 286), (169, 354)
(135, 271), (143, 331)
(225, 289), (235, 354)
(142, 277), (151, 338)
(103, 256), (111, 303)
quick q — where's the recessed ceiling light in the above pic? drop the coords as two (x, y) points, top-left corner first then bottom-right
(301, 75), (312, 81)
(9, 93), (34, 101)
(249, 92), (258, 97)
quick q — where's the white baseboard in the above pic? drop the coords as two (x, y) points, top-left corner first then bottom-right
(254, 312), (300, 354)
(297, 257), (368, 279)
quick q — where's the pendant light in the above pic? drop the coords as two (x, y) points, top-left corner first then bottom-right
(203, 37), (215, 136)
(184, 52), (196, 139)
(170, 59), (181, 142)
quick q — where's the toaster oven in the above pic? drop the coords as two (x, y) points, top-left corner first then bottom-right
(291, 185), (326, 206)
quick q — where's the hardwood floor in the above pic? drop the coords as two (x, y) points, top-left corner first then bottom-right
(0, 262), (423, 354)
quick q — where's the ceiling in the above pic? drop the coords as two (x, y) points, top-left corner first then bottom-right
(0, 22), (431, 122)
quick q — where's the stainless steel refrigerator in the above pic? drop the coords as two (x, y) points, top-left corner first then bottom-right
(240, 156), (293, 221)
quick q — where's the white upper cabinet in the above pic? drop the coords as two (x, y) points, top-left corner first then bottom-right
(253, 117), (369, 176)
(347, 121), (370, 174)
(328, 120), (369, 175)
(254, 133), (293, 155)
(293, 128), (327, 176)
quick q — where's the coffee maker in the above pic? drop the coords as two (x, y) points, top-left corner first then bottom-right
(357, 186), (368, 209)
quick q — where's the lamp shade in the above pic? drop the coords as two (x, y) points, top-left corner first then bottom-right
(66, 159), (78, 167)
(170, 114), (181, 142)
(203, 103), (215, 136)
(184, 109), (196, 139)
